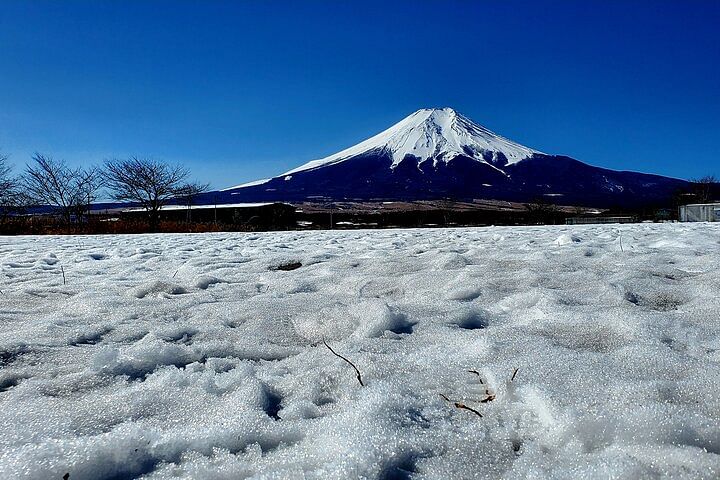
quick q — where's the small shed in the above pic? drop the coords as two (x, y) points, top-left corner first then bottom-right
(678, 203), (720, 222)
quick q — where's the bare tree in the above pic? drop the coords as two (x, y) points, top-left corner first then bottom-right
(104, 157), (191, 229)
(22, 154), (100, 224)
(0, 153), (13, 199)
(0, 153), (17, 217)
(74, 166), (105, 221)
(690, 175), (718, 204)
(176, 181), (210, 222)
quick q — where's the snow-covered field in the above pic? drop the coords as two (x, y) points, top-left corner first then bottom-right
(1, 224), (720, 479)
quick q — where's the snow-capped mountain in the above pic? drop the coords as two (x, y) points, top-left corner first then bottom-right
(284, 107), (539, 175)
(220, 108), (687, 207)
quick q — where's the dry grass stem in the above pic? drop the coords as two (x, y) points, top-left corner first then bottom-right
(439, 393), (483, 418)
(323, 340), (364, 386)
(467, 370), (484, 384)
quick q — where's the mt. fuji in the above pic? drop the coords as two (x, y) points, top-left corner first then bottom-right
(283, 107), (539, 175)
(221, 108), (687, 207)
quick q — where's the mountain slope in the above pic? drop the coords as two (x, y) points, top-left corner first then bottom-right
(219, 108), (688, 207)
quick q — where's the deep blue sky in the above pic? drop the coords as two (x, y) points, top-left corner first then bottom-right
(1, 1), (718, 189)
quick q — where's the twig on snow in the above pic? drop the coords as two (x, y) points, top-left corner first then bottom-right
(439, 393), (483, 418)
(467, 370), (484, 384)
(61, 265), (66, 285)
(323, 339), (364, 386)
(510, 367), (519, 382)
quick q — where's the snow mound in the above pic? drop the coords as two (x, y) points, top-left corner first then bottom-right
(351, 300), (415, 338)
(554, 233), (582, 245)
(131, 281), (188, 298)
(193, 275), (228, 290)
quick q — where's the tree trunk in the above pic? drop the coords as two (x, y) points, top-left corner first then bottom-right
(149, 209), (160, 232)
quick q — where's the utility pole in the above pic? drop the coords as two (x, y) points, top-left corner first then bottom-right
(328, 202), (338, 230)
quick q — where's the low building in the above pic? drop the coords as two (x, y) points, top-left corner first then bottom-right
(565, 216), (636, 225)
(120, 202), (297, 229)
(679, 203), (720, 222)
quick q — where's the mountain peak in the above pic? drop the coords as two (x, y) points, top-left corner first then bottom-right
(284, 107), (541, 175)
(406, 107), (459, 128)
(417, 106), (457, 114)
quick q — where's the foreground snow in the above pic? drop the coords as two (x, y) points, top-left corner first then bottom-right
(1, 224), (719, 479)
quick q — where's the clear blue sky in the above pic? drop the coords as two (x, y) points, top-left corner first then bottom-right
(0, 0), (718, 189)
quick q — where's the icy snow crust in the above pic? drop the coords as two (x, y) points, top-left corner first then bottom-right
(1, 224), (720, 479)
(284, 108), (541, 175)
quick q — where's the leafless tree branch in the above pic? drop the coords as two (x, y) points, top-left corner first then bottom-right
(104, 157), (192, 229)
(175, 181), (210, 222)
(0, 153), (18, 216)
(22, 154), (101, 224)
(690, 175), (718, 204)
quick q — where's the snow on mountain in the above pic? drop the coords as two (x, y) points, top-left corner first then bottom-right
(221, 178), (271, 191)
(284, 107), (541, 175)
